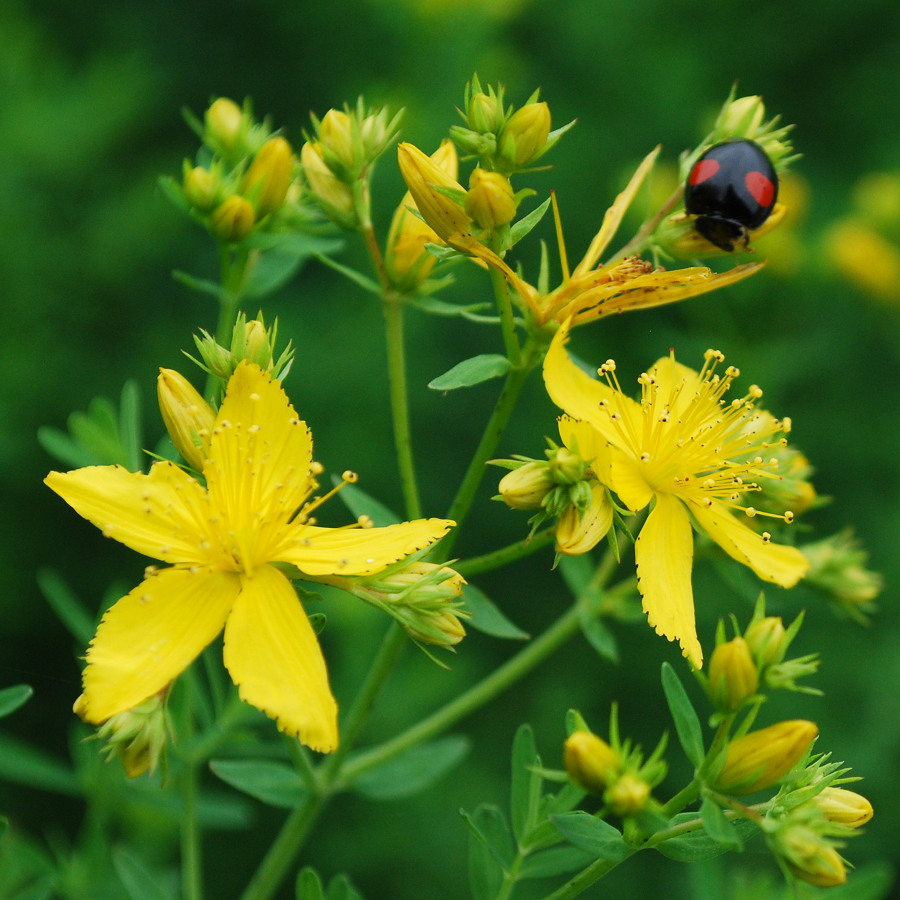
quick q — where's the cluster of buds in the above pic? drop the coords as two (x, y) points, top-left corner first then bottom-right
(191, 312), (294, 386)
(563, 709), (666, 818)
(76, 689), (170, 779)
(801, 529), (883, 620)
(343, 558), (468, 650)
(174, 98), (298, 243)
(300, 99), (403, 229)
(449, 76), (573, 176)
(493, 439), (612, 556)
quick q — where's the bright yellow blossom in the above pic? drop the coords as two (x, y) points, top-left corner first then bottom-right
(46, 363), (453, 753)
(543, 321), (809, 666)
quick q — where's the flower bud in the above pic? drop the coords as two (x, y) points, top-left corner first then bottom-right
(318, 109), (355, 172)
(743, 615), (788, 668)
(183, 166), (218, 212)
(777, 825), (847, 887)
(607, 772), (651, 817)
(548, 446), (587, 484)
(498, 462), (554, 510)
(801, 529), (884, 610)
(406, 606), (467, 647)
(397, 142), (472, 241)
(157, 369), (216, 470)
(814, 787), (874, 828)
(708, 637), (759, 712)
(300, 141), (356, 222)
(716, 720), (818, 795)
(465, 168), (517, 229)
(209, 195), (255, 243)
(555, 481), (613, 556)
(498, 102), (551, 170)
(242, 136), (295, 218)
(204, 97), (244, 155)
(468, 90), (505, 134)
(718, 95), (766, 139)
(563, 730), (619, 795)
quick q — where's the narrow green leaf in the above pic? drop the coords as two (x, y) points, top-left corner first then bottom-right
(37, 568), (97, 645)
(465, 808), (506, 900)
(113, 847), (174, 900)
(660, 662), (705, 768)
(463, 584), (529, 640)
(509, 196), (552, 245)
(578, 609), (619, 663)
(118, 380), (143, 473)
(313, 253), (381, 295)
(0, 734), (80, 796)
(428, 354), (511, 391)
(37, 425), (96, 468)
(463, 803), (516, 870)
(550, 811), (630, 861)
(654, 814), (759, 861)
(296, 867), (326, 900)
(209, 759), (307, 809)
(409, 296), (490, 318)
(334, 480), (401, 526)
(510, 724), (540, 843)
(171, 269), (223, 299)
(0, 686), (33, 720)
(518, 845), (597, 880)
(324, 874), (363, 900)
(699, 797), (743, 849)
(245, 234), (343, 298)
(350, 734), (469, 800)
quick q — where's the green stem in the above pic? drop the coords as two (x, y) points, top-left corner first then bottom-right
(541, 853), (636, 900)
(487, 245), (522, 367)
(180, 744), (204, 900)
(382, 294), (422, 519)
(456, 528), (556, 577)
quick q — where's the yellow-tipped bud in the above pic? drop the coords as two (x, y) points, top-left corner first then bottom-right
(242, 136), (295, 217)
(465, 168), (517, 230)
(183, 166), (218, 212)
(708, 637), (759, 711)
(498, 102), (551, 170)
(498, 462), (555, 510)
(406, 606), (467, 647)
(468, 91), (504, 134)
(743, 615), (788, 668)
(555, 481), (613, 556)
(778, 826), (848, 887)
(318, 109), (355, 171)
(814, 787), (874, 828)
(157, 369), (216, 470)
(607, 772), (651, 817)
(716, 720), (818, 795)
(209, 195), (255, 243)
(563, 730), (619, 795)
(300, 141), (356, 220)
(241, 318), (274, 370)
(719, 95), (766, 139)
(204, 97), (244, 154)
(397, 142), (472, 242)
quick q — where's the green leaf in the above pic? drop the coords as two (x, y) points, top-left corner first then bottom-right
(37, 425), (96, 468)
(654, 813), (759, 862)
(171, 269), (223, 299)
(428, 354), (511, 391)
(661, 662), (705, 768)
(550, 811), (630, 861)
(323, 874), (363, 900)
(296, 867), (326, 900)
(409, 296), (491, 318)
(0, 734), (80, 796)
(462, 584), (529, 640)
(113, 847), (174, 900)
(37, 568), (97, 645)
(699, 797), (743, 849)
(518, 845), (597, 879)
(245, 235), (344, 298)
(464, 804), (515, 900)
(557, 554), (595, 598)
(0, 816), (7, 839)
(510, 724), (541, 843)
(578, 608), (619, 663)
(334, 480), (401, 526)
(118, 380), (143, 473)
(209, 759), (307, 808)
(509, 196), (552, 246)
(313, 253), (381, 295)
(350, 734), (469, 800)
(0, 686), (33, 720)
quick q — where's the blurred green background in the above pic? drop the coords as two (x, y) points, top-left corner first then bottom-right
(2, 0), (898, 897)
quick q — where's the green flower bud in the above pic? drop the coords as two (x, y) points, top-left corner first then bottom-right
(498, 462), (554, 510)
(204, 97), (244, 155)
(498, 102), (551, 170)
(744, 615), (788, 668)
(468, 91), (504, 134)
(607, 772), (651, 817)
(708, 637), (759, 712)
(779, 826), (847, 887)
(183, 166), (218, 212)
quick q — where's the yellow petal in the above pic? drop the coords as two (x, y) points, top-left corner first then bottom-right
(609, 447), (654, 511)
(79, 567), (239, 723)
(636, 494), (702, 668)
(223, 565), (338, 753)
(558, 417), (612, 482)
(689, 500), (810, 587)
(543, 320), (624, 441)
(573, 145), (661, 276)
(555, 481), (613, 556)
(45, 462), (211, 565)
(278, 518), (454, 576)
(204, 362), (314, 525)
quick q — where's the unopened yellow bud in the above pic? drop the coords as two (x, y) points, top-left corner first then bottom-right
(498, 102), (551, 170)
(779, 827), (847, 887)
(708, 637), (759, 711)
(720, 95), (766, 138)
(300, 141), (355, 218)
(205, 97), (244, 154)
(717, 720), (818, 795)
(744, 616), (788, 667)
(242, 136), (295, 217)
(468, 91), (504, 133)
(607, 772), (650, 817)
(555, 482), (613, 556)
(183, 166), (218, 212)
(157, 369), (216, 470)
(563, 730), (619, 795)
(498, 462), (554, 510)
(318, 109), (355, 171)
(814, 787), (874, 828)
(397, 142), (472, 242)
(409, 607), (466, 647)
(465, 168), (517, 229)
(209, 195), (255, 243)
(240, 319), (273, 370)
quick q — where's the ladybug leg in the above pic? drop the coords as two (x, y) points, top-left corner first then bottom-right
(696, 216), (749, 253)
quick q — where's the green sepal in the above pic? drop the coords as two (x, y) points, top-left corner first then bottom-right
(428, 354), (511, 391)
(208, 758), (307, 809)
(661, 662), (705, 769)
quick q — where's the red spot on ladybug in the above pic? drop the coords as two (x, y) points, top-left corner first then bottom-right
(684, 140), (779, 252)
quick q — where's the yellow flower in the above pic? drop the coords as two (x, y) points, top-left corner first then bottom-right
(460, 148), (763, 327)
(46, 363), (453, 753)
(813, 787), (874, 828)
(543, 321), (809, 666)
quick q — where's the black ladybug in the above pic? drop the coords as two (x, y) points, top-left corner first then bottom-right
(684, 139), (778, 252)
